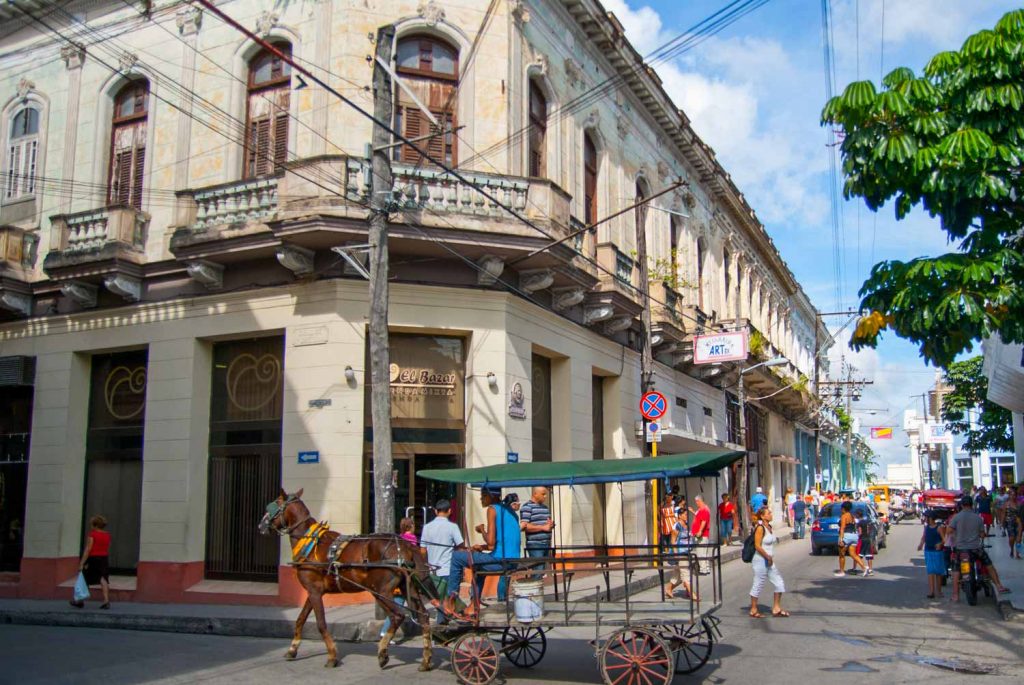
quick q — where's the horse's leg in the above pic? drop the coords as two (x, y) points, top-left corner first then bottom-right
(286, 597), (313, 659)
(376, 596), (405, 669)
(408, 592), (434, 672)
(309, 590), (338, 668)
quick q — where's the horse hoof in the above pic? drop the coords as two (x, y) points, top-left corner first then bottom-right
(418, 662), (433, 672)
(324, 658), (338, 669)
(378, 653), (390, 669)
(285, 650), (297, 660)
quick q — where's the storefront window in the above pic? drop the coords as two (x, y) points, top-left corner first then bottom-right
(532, 354), (552, 462)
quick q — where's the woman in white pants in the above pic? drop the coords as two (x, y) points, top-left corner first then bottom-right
(749, 505), (789, 618)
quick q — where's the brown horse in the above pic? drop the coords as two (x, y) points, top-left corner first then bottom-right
(259, 488), (435, 670)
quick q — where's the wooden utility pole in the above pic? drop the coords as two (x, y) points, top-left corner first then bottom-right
(845, 368), (854, 489)
(635, 189), (656, 544)
(369, 25), (396, 534)
(813, 320), (821, 490)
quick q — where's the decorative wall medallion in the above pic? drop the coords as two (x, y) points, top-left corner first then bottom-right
(16, 78), (35, 100)
(226, 353), (282, 412)
(508, 381), (526, 419)
(118, 51), (139, 73)
(509, 0), (530, 24)
(60, 45), (85, 70)
(563, 58), (583, 89)
(255, 10), (279, 37)
(417, 0), (446, 26)
(104, 365), (147, 420)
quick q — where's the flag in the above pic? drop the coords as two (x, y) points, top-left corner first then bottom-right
(870, 427), (893, 440)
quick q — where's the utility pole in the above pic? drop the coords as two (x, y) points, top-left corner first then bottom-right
(813, 322), (821, 490)
(737, 371), (751, 536)
(369, 25), (396, 534)
(635, 189), (656, 545)
(845, 366), (854, 489)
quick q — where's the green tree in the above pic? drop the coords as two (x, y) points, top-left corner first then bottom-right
(821, 10), (1024, 367)
(941, 355), (1014, 453)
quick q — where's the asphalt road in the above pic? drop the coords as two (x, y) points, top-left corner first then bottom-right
(3, 523), (1021, 685)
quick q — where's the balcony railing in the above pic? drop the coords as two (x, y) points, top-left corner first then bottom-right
(49, 206), (147, 255)
(345, 160), (530, 217)
(183, 176), (281, 231)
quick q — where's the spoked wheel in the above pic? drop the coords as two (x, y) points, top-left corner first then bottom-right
(451, 633), (500, 685)
(658, 618), (714, 674)
(501, 626), (547, 668)
(599, 627), (673, 685)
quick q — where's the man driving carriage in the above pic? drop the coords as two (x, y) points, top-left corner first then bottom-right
(442, 486), (521, 618)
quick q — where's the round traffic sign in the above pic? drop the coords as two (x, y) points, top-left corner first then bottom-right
(640, 391), (668, 421)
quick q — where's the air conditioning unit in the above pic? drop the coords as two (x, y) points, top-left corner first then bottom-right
(0, 355), (36, 386)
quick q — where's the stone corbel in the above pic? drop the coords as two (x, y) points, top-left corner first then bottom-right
(584, 304), (614, 326)
(584, 109), (600, 131)
(186, 260), (224, 290)
(175, 6), (202, 36)
(60, 45), (85, 70)
(61, 281), (97, 308)
(0, 290), (31, 317)
(564, 58), (583, 90)
(276, 244), (315, 277)
(527, 48), (548, 77)
(104, 273), (142, 301)
(16, 78), (35, 100)
(510, 0), (530, 25)
(552, 286), (585, 311)
(603, 315), (633, 334)
(672, 351), (694, 367)
(520, 268), (554, 293)
(476, 255), (505, 286)
(118, 51), (139, 74)
(654, 341), (679, 356)
(417, 0), (446, 26)
(255, 10), (279, 37)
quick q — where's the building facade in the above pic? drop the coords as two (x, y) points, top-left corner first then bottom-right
(0, 0), (841, 604)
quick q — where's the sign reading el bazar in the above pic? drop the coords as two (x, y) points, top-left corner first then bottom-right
(389, 362), (457, 396)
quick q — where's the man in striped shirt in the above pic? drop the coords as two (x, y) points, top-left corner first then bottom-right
(520, 486), (555, 559)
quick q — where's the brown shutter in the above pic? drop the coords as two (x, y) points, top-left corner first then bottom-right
(250, 118), (271, 177)
(273, 111), (288, 170)
(400, 106), (422, 164)
(131, 145), (145, 210)
(115, 150), (133, 205)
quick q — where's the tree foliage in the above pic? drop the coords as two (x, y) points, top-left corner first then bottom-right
(823, 10), (1024, 367)
(941, 356), (1014, 454)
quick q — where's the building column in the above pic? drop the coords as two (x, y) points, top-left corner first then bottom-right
(309, 0), (333, 157)
(136, 338), (211, 601)
(59, 46), (85, 213)
(19, 352), (89, 596)
(172, 7), (202, 192)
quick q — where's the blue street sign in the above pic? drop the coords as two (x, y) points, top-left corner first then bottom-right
(507, 452), (519, 464)
(298, 451), (320, 464)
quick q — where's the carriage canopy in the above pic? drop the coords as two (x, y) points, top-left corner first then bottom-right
(418, 449), (744, 488)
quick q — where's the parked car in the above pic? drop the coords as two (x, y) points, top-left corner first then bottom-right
(810, 502), (887, 555)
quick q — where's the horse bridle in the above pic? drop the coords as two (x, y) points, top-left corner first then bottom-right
(260, 494), (309, 536)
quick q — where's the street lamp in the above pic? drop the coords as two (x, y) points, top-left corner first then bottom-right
(737, 357), (787, 535)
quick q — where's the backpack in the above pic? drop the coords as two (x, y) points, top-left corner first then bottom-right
(741, 523), (762, 563)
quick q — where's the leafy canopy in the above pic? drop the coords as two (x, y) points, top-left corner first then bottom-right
(822, 10), (1024, 367)
(941, 356), (1014, 454)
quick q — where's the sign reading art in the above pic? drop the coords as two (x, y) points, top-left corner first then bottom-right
(693, 331), (748, 364)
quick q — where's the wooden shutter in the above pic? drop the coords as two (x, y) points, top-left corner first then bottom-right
(5, 143), (19, 199)
(273, 111), (288, 170)
(130, 145), (145, 210)
(5, 138), (38, 199)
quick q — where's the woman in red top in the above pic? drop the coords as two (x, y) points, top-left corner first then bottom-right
(70, 515), (111, 609)
(718, 494), (736, 545)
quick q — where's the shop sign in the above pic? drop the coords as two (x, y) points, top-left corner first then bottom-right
(923, 422), (953, 445)
(508, 381), (527, 419)
(693, 331), (748, 364)
(389, 363), (457, 397)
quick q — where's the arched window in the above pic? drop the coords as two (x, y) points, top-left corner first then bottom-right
(583, 132), (598, 225)
(528, 81), (547, 177)
(395, 35), (458, 166)
(5, 106), (40, 201)
(245, 43), (292, 178)
(108, 81), (149, 209)
(696, 237), (706, 309)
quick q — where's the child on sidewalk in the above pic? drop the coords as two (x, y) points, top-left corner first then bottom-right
(917, 514), (946, 599)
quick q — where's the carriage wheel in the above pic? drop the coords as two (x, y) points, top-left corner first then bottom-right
(658, 618), (714, 674)
(501, 626), (547, 668)
(451, 633), (500, 685)
(599, 627), (672, 685)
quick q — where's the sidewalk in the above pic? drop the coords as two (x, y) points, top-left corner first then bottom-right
(0, 525), (798, 640)
(985, 527), (1024, 618)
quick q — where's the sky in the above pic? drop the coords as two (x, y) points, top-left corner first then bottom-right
(601, 0), (1020, 471)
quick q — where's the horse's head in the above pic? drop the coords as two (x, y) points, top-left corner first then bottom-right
(259, 488), (305, 535)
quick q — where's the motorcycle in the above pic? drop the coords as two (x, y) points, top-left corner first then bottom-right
(891, 508), (906, 525)
(957, 548), (994, 606)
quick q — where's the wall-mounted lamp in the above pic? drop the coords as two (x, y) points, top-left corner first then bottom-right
(486, 372), (498, 389)
(344, 365), (356, 382)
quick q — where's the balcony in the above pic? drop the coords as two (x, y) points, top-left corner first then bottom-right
(170, 175), (283, 260)
(0, 225), (37, 317)
(44, 206), (147, 272)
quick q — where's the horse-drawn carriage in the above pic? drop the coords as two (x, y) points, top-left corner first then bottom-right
(261, 449), (742, 684)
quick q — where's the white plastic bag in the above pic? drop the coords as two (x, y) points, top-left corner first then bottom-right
(73, 572), (90, 602)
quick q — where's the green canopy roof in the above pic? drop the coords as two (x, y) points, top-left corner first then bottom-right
(418, 450), (744, 488)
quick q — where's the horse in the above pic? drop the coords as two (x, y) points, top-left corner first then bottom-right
(259, 488), (436, 670)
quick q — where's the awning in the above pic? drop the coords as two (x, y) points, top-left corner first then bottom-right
(418, 449), (745, 488)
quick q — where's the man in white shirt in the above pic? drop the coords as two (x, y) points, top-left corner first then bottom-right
(419, 499), (464, 597)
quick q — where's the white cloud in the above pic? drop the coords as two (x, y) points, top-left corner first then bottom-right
(602, 0), (672, 55)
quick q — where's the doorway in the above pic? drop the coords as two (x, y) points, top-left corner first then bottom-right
(363, 453), (461, 532)
(0, 382), (32, 573)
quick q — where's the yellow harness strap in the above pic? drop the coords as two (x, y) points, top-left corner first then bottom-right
(292, 521), (329, 562)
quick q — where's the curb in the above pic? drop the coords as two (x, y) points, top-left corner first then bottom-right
(0, 534), (802, 641)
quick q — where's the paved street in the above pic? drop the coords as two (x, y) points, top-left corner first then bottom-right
(3, 523), (1022, 685)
